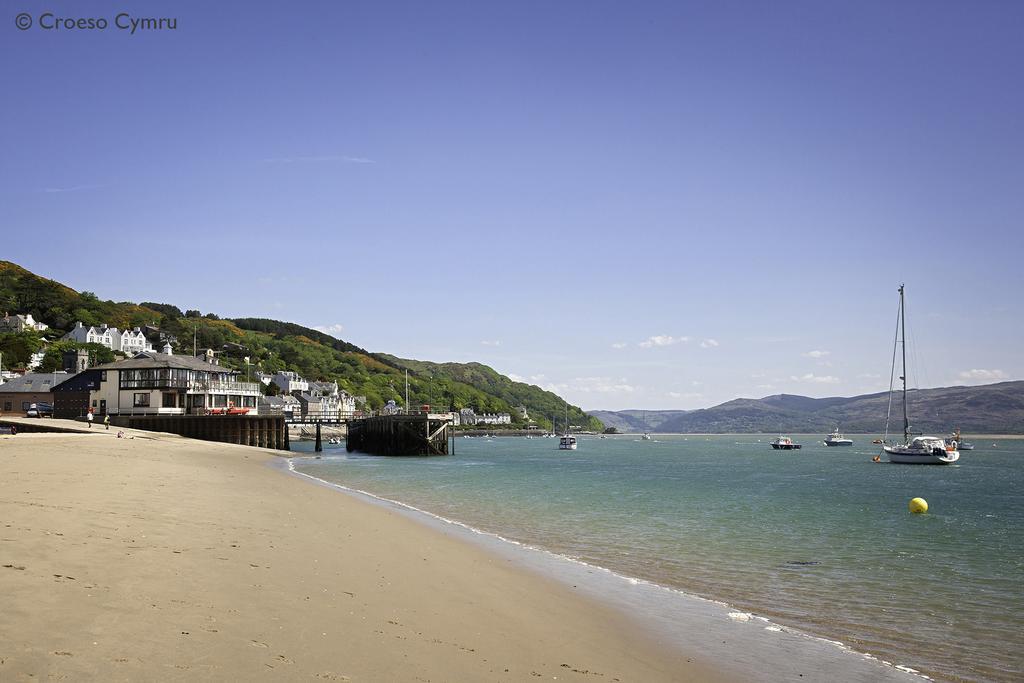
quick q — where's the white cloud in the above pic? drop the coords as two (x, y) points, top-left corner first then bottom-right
(790, 373), (840, 384)
(546, 376), (636, 395)
(958, 369), (1007, 381)
(700, 338), (719, 348)
(639, 335), (689, 348)
(668, 391), (702, 399)
(610, 342), (628, 349)
(479, 340), (501, 347)
(756, 384), (775, 390)
(312, 323), (345, 336)
(509, 373), (547, 385)
(803, 350), (830, 359)
(858, 373), (882, 379)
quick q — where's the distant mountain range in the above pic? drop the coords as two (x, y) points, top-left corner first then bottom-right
(587, 410), (692, 433)
(591, 381), (1024, 434)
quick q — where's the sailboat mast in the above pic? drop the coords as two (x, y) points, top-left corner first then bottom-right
(899, 284), (909, 443)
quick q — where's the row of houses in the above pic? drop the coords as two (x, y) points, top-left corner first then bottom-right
(458, 408), (512, 425)
(62, 322), (155, 355)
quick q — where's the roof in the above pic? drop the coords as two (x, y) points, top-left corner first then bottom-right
(91, 352), (238, 374)
(0, 371), (76, 393)
(260, 395), (299, 407)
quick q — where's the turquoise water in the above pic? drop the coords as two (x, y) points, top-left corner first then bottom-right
(292, 435), (1024, 682)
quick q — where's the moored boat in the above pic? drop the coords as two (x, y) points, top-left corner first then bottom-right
(947, 428), (974, 451)
(558, 402), (577, 450)
(823, 429), (853, 446)
(770, 436), (801, 450)
(880, 285), (959, 465)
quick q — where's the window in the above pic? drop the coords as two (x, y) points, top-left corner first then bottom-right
(3, 401), (10, 412)
(162, 393), (177, 408)
(101, 371), (107, 381)
(92, 400), (97, 407)
(133, 393), (150, 407)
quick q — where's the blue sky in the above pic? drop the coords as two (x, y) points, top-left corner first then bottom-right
(3, 1), (1022, 410)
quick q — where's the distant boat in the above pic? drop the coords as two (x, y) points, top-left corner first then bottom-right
(641, 410), (653, 440)
(947, 428), (974, 451)
(881, 285), (959, 465)
(770, 436), (801, 450)
(823, 429), (853, 447)
(558, 402), (577, 450)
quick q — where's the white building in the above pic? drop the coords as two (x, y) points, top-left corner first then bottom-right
(89, 349), (262, 416)
(63, 322), (118, 349)
(0, 313), (48, 333)
(118, 327), (154, 354)
(476, 412), (512, 425)
(272, 371), (308, 394)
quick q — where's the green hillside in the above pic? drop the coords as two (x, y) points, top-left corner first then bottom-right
(0, 261), (598, 431)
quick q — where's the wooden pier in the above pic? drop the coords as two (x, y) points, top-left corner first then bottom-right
(125, 415), (289, 450)
(346, 413), (452, 456)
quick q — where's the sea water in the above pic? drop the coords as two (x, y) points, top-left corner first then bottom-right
(292, 435), (1024, 682)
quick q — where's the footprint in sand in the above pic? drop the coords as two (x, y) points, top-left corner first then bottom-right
(250, 640), (269, 648)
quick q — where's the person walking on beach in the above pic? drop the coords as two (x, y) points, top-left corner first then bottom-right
(103, 414), (110, 430)
(87, 409), (94, 428)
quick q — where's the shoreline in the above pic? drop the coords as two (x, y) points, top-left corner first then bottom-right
(287, 455), (925, 682)
(0, 430), (729, 681)
(1, 427), (924, 681)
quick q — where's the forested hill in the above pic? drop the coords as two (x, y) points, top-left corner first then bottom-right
(0, 261), (598, 431)
(631, 383), (1024, 434)
(376, 355), (603, 432)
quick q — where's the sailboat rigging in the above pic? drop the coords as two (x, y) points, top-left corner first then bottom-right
(881, 285), (959, 465)
(558, 401), (577, 450)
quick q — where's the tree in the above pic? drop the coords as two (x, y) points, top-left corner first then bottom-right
(265, 381), (281, 396)
(37, 340), (114, 372)
(0, 331), (44, 367)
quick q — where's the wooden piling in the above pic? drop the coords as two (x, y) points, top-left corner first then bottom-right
(346, 414), (450, 456)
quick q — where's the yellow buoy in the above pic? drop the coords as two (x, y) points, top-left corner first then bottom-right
(909, 497), (928, 514)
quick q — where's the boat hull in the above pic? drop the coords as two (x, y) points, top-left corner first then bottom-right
(771, 444), (802, 450)
(824, 439), (853, 447)
(884, 446), (960, 465)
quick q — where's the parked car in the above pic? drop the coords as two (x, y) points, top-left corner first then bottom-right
(25, 402), (53, 418)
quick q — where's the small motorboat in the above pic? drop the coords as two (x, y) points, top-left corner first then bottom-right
(770, 436), (802, 450)
(823, 429), (853, 447)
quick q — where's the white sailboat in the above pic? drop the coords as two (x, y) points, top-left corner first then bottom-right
(558, 402), (577, 450)
(641, 410), (653, 440)
(881, 285), (959, 465)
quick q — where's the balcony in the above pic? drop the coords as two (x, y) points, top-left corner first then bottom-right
(190, 380), (262, 394)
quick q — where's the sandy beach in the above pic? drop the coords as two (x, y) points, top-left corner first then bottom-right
(0, 426), (730, 682)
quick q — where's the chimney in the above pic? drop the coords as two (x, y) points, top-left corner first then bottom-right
(162, 342), (173, 355)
